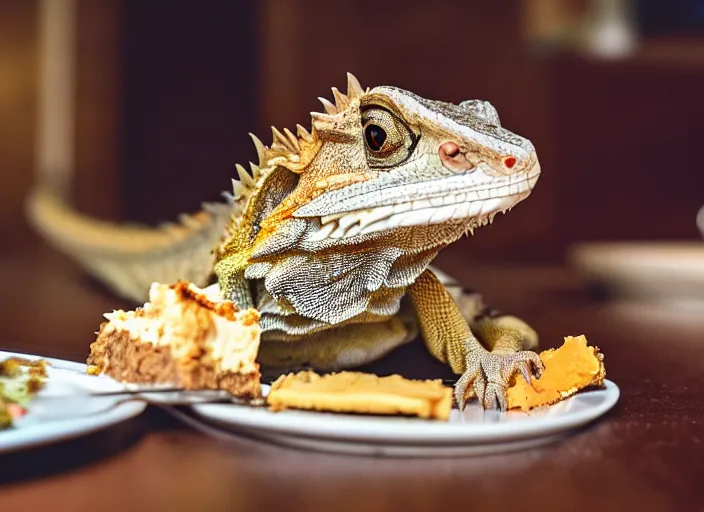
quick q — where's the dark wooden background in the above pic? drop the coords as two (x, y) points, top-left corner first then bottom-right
(1, 0), (703, 262)
(1, 4), (704, 507)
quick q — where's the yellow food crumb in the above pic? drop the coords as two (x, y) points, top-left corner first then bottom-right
(506, 335), (606, 411)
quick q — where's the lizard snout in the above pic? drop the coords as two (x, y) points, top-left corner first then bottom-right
(439, 141), (532, 177)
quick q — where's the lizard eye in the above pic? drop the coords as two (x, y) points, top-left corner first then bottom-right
(364, 124), (387, 151)
(360, 106), (418, 169)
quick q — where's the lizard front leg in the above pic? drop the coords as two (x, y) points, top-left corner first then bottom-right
(407, 269), (543, 411)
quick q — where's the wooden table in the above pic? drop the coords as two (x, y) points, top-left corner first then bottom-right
(1, 246), (703, 511)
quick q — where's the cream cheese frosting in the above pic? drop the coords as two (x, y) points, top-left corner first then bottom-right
(101, 282), (261, 374)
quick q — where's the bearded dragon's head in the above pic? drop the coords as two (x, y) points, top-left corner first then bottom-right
(255, 73), (540, 247)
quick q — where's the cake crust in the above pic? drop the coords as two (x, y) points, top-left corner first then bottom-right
(266, 371), (452, 420)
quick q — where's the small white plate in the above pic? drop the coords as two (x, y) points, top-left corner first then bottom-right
(0, 350), (146, 454)
(569, 241), (704, 306)
(191, 380), (620, 457)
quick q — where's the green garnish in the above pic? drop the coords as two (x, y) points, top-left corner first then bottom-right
(0, 357), (48, 429)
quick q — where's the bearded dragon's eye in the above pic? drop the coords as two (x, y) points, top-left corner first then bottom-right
(360, 105), (418, 169)
(364, 124), (387, 152)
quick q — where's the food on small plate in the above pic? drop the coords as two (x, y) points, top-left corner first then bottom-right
(266, 371), (453, 420)
(0, 357), (48, 429)
(87, 281), (262, 400)
(265, 335), (605, 419)
(506, 335), (606, 411)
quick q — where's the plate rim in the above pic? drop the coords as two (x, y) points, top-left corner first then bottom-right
(242, 430), (568, 457)
(190, 380), (620, 445)
(0, 349), (147, 454)
(569, 241), (704, 277)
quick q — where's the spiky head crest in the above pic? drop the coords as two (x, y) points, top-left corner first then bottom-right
(248, 73), (368, 175)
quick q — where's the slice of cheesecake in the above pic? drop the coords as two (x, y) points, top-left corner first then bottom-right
(87, 281), (262, 399)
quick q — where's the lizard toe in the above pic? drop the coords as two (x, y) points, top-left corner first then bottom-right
(453, 347), (544, 411)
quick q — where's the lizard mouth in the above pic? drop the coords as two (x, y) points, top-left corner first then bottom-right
(303, 163), (540, 241)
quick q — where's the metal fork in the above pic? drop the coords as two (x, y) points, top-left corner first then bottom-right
(15, 387), (264, 424)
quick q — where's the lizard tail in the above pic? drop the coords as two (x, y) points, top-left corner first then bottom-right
(25, 186), (235, 303)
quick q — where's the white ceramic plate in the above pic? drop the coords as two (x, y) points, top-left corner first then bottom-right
(191, 380), (620, 457)
(569, 241), (704, 307)
(0, 350), (146, 454)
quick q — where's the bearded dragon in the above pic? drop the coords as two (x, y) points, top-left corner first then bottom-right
(26, 73), (542, 410)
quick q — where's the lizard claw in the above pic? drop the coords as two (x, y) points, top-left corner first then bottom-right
(453, 342), (543, 411)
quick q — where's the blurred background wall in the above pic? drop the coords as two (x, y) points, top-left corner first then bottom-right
(1, 0), (703, 263)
